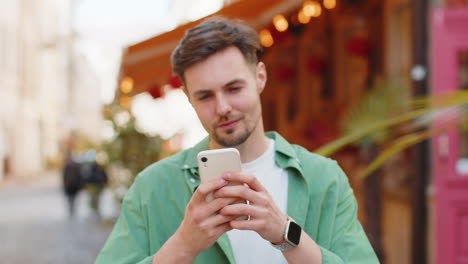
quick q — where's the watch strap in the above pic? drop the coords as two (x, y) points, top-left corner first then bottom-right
(271, 240), (297, 251)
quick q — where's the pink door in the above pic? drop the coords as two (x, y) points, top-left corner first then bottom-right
(432, 8), (468, 264)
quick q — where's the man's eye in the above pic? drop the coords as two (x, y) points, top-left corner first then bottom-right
(229, 87), (241, 92)
(198, 94), (211, 100)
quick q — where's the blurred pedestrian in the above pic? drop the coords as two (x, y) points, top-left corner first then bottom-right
(81, 157), (108, 219)
(62, 154), (83, 218)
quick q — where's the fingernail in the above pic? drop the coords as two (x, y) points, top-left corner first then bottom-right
(224, 172), (231, 178)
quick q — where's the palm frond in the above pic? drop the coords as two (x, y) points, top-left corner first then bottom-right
(315, 90), (468, 157)
(358, 110), (463, 179)
(342, 79), (410, 144)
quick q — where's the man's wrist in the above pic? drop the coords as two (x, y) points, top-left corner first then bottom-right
(171, 231), (200, 259)
(153, 231), (198, 264)
(271, 215), (289, 245)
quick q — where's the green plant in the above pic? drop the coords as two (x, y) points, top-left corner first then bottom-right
(101, 105), (164, 187)
(315, 79), (468, 179)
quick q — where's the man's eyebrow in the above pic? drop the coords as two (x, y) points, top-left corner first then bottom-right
(193, 90), (211, 97)
(223, 78), (245, 88)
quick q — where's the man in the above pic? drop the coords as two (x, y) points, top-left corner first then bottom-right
(96, 17), (378, 264)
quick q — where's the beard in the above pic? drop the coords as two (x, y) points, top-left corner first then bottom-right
(213, 125), (251, 147)
(211, 113), (260, 147)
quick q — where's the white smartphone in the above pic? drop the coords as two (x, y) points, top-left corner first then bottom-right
(198, 148), (242, 183)
(197, 148), (248, 220)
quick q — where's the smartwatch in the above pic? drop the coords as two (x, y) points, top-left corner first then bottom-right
(271, 217), (302, 251)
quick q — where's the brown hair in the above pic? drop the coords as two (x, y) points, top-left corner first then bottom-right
(171, 17), (263, 83)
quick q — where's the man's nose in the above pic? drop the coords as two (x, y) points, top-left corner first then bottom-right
(215, 95), (232, 116)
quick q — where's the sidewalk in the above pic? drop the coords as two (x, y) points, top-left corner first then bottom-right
(0, 169), (60, 190)
(0, 170), (117, 263)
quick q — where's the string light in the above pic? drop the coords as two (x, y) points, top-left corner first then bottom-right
(273, 14), (289, 32)
(259, 29), (274, 47)
(298, 9), (311, 24)
(323, 0), (336, 9)
(302, 0), (322, 18)
(120, 77), (134, 94)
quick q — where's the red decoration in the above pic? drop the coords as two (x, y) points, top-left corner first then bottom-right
(274, 65), (295, 82)
(147, 84), (162, 99)
(346, 37), (370, 58)
(306, 56), (326, 74)
(168, 75), (183, 88)
(304, 120), (338, 149)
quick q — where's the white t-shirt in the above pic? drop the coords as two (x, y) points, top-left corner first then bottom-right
(226, 139), (289, 264)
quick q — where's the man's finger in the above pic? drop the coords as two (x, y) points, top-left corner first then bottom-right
(213, 184), (258, 202)
(229, 218), (264, 231)
(205, 212), (237, 227)
(222, 171), (266, 192)
(192, 178), (229, 204)
(206, 197), (238, 213)
(219, 203), (263, 218)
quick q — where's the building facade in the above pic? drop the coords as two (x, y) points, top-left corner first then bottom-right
(0, 0), (102, 181)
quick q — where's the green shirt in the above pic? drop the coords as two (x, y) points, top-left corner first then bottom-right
(96, 132), (379, 264)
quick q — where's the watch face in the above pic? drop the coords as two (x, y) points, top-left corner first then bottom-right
(287, 221), (302, 245)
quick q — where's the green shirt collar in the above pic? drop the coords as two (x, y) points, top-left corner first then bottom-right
(182, 131), (303, 172)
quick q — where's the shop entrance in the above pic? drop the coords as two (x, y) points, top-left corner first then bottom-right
(432, 8), (468, 264)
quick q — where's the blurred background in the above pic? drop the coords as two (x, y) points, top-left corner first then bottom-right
(0, 0), (467, 263)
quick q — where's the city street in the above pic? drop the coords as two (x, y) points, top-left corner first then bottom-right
(0, 171), (116, 264)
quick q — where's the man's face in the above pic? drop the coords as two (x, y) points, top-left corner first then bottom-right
(184, 46), (267, 148)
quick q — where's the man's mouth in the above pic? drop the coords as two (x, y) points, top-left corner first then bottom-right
(218, 119), (239, 129)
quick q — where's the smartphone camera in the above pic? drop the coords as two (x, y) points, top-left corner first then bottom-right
(201, 157), (208, 162)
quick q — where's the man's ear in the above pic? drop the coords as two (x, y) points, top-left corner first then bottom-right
(256, 62), (267, 94)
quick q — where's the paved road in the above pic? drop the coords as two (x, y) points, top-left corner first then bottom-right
(0, 172), (116, 264)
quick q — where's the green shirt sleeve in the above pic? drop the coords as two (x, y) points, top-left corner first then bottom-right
(95, 176), (154, 264)
(320, 164), (379, 264)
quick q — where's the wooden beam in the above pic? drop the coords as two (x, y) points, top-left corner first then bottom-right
(122, 53), (172, 78)
(411, 0), (429, 263)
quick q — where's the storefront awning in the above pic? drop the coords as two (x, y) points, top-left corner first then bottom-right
(118, 0), (304, 99)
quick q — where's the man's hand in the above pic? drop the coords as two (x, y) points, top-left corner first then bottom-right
(153, 177), (238, 264)
(213, 171), (288, 244)
(174, 178), (238, 257)
(154, 172), (322, 264)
